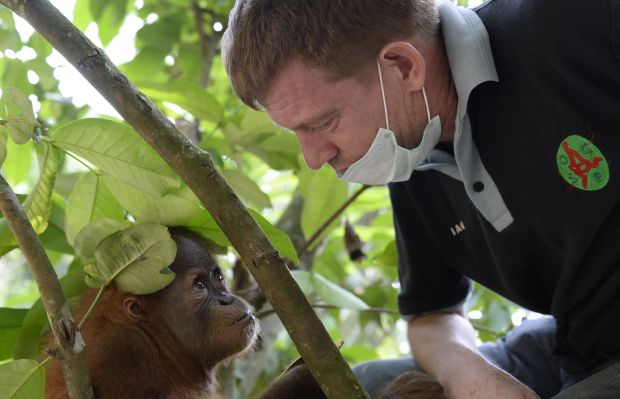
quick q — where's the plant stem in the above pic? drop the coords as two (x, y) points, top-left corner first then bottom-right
(257, 303), (400, 319)
(297, 185), (371, 257)
(0, 173), (94, 399)
(77, 286), (106, 330)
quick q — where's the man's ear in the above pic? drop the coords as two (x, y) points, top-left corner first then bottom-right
(378, 41), (426, 92)
(123, 296), (147, 322)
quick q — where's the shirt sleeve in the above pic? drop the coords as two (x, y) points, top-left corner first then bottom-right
(390, 181), (472, 318)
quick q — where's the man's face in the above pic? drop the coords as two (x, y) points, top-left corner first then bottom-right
(262, 60), (387, 173)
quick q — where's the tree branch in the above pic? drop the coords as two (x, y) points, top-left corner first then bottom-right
(0, 174), (94, 399)
(0, 1), (369, 397)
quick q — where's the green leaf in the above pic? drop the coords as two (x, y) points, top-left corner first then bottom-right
(0, 142), (63, 256)
(103, 176), (231, 247)
(138, 81), (223, 123)
(83, 264), (106, 289)
(0, 129), (7, 167)
(2, 138), (33, 187)
(50, 118), (181, 197)
(0, 359), (44, 399)
(135, 14), (182, 52)
(0, 309), (27, 361)
(290, 271), (368, 311)
(249, 210), (299, 264)
(74, 218), (132, 260)
(93, 224), (176, 294)
(226, 125), (300, 171)
(95, 0), (129, 46)
(312, 273), (369, 311)
(372, 240), (398, 268)
(119, 47), (166, 82)
(73, 0), (91, 31)
(38, 222), (73, 255)
(299, 166), (348, 242)
(102, 176), (203, 225)
(25, 143), (64, 233)
(290, 270), (313, 294)
(240, 108), (276, 134)
(0, 87), (40, 145)
(0, 9), (20, 52)
(1, 61), (32, 96)
(221, 169), (272, 210)
(65, 172), (125, 246)
(248, 145), (299, 171)
(184, 212), (230, 248)
(26, 35), (52, 59)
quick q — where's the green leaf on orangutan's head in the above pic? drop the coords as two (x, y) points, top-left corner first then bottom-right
(84, 263), (106, 289)
(0, 87), (41, 145)
(92, 224), (177, 294)
(74, 218), (133, 260)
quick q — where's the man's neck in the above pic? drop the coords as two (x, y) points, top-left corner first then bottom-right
(423, 36), (458, 143)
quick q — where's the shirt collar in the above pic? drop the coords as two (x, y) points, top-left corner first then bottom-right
(438, 1), (499, 117)
(415, 2), (513, 232)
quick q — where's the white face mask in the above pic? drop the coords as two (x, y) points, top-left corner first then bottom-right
(338, 60), (442, 185)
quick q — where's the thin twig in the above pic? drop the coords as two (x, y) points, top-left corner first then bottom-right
(297, 185), (371, 257)
(257, 303), (399, 319)
(259, 304), (501, 335)
(191, 0), (216, 88)
(469, 322), (501, 336)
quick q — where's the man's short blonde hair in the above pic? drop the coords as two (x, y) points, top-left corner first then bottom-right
(221, 0), (439, 109)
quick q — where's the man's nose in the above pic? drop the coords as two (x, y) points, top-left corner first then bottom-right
(296, 132), (337, 170)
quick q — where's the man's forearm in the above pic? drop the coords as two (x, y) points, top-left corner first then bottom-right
(408, 311), (480, 383)
(408, 312), (539, 399)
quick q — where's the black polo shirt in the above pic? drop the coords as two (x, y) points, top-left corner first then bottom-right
(391, 0), (620, 361)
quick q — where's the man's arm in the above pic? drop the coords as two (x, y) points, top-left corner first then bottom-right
(408, 311), (540, 399)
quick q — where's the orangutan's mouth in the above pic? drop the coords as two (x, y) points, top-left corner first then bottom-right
(231, 311), (253, 326)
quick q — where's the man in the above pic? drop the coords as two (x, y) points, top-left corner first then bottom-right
(222, 0), (620, 397)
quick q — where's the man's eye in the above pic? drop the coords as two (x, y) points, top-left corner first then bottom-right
(308, 118), (334, 132)
(193, 278), (206, 290)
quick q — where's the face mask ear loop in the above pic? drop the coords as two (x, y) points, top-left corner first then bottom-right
(422, 86), (431, 124)
(377, 59), (390, 130)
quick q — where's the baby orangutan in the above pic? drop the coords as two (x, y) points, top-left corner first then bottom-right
(45, 227), (259, 398)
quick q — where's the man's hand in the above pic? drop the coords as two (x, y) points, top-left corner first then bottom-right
(408, 312), (540, 399)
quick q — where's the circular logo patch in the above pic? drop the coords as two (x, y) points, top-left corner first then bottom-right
(556, 135), (609, 191)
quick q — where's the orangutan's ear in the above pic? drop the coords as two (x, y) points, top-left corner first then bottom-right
(123, 297), (147, 322)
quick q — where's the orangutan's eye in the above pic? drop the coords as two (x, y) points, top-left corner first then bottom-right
(212, 269), (224, 282)
(193, 277), (206, 291)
